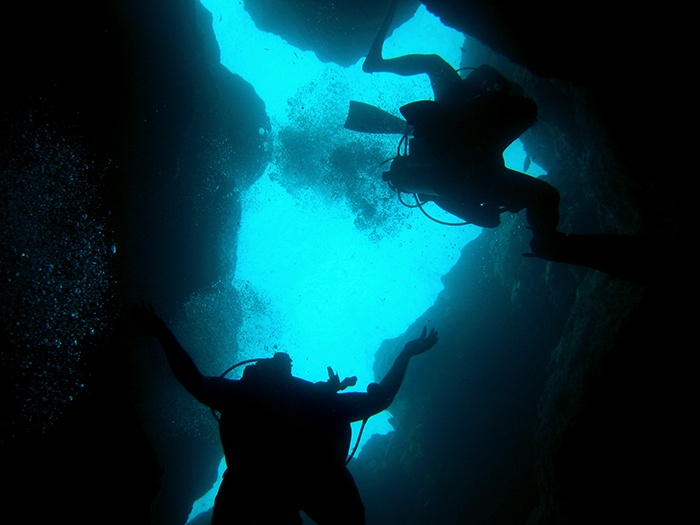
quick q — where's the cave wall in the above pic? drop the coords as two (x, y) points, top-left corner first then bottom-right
(243, 0), (422, 66)
(1, 1), (269, 523)
(352, 222), (582, 523)
(344, 2), (693, 524)
(1, 1), (692, 524)
(244, 1), (691, 523)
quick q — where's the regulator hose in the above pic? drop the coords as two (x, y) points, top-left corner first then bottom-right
(396, 190), (470, 226)
(211, 358), (263, 421)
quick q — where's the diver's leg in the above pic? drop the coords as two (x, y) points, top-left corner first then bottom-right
(483, 171), (563, 258)
(212, 473), (255, 524)
(432, 195), (502, 228)
(362, 0), (459, 98)
(362, 0), (398, 73)
(213, 470), (302, 525)
(490, 167), (560, 233)
(524, 177), (560, 235)
(302, 468), (366, 525)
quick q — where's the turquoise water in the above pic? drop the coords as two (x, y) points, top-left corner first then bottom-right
(186, 2), (545, 521)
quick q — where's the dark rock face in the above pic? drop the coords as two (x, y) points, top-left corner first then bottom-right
(1, 1), (690, 524)
(2, 1), (269, 523)
(346, 3), (692, 524)
(243, 0), (422, 66)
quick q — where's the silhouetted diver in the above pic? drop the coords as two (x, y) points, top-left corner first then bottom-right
(133, 301), (439, 524)
(347, 1), (684, 286)
(349, 0), (561, 239)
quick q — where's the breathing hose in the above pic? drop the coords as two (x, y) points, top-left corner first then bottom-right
(213, 358), (368, 464)
(387, 128), (470, 226)
(210, 358), (263, 422)
(412, 194), (470, 226)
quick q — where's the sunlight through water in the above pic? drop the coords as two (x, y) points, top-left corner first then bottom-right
(187, 1), (544, 521)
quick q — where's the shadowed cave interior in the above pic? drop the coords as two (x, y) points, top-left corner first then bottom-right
(1, 1), (693, 524)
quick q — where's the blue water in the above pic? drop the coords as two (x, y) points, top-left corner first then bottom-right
(186, 2), (545, 521)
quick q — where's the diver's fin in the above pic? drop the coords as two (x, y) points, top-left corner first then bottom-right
(344, 100), (410, 134)
(527, 233), (675, 286)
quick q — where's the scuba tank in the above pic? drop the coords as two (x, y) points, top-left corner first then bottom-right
(214, 355), (369, 464)
(382, 136), (440, 197)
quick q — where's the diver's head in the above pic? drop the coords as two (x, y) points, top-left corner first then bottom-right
(241, 351), (294, 384)
(270, 352), (293, 376)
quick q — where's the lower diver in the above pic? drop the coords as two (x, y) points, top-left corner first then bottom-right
(133, 301), (439, 524)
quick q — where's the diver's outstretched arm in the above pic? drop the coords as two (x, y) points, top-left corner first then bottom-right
(374, 326), (439, 406)
(362, 0), (460, 98)
(346, 327), (438, 421)
(334, 326), (438, 421)
(133, 301), (216, 404)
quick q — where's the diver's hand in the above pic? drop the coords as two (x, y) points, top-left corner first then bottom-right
(403, 326), (439, 357)
(340, 376), (358, 390)
(133, 300), (167, 338)
(326, 367), (358, 391)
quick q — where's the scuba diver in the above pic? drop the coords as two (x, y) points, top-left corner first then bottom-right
(133, 301), (439, 525)
(350, 0), (561, 248)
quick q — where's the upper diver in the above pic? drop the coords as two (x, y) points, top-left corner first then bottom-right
(350, 0), (676, 286)
(133, 301), (439, 525)
(353, 0), (561, 251)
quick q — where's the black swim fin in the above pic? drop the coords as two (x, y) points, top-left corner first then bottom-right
(344, 100), (410, 134)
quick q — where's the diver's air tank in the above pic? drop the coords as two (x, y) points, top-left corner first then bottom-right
(382, 137), (440, 196)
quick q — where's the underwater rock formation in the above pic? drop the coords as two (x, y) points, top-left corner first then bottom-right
(349, 3), (693, 524)
(2, 1), (268, 523)
(1, 1), (691, 524)
(246, 1), (692, 522)
(243, 0), (422, 66)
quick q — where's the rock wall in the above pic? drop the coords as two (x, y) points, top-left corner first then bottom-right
(1, 1), (691, 524)
(1, 1), (269, 523)
(346, 2), (693, 523)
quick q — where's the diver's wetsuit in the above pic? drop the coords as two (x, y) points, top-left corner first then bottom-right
(134, 302), (437, 525)
(362, 0), (560, 233)
(209, 373), (385, 524)
(390, 65), (560, 233)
